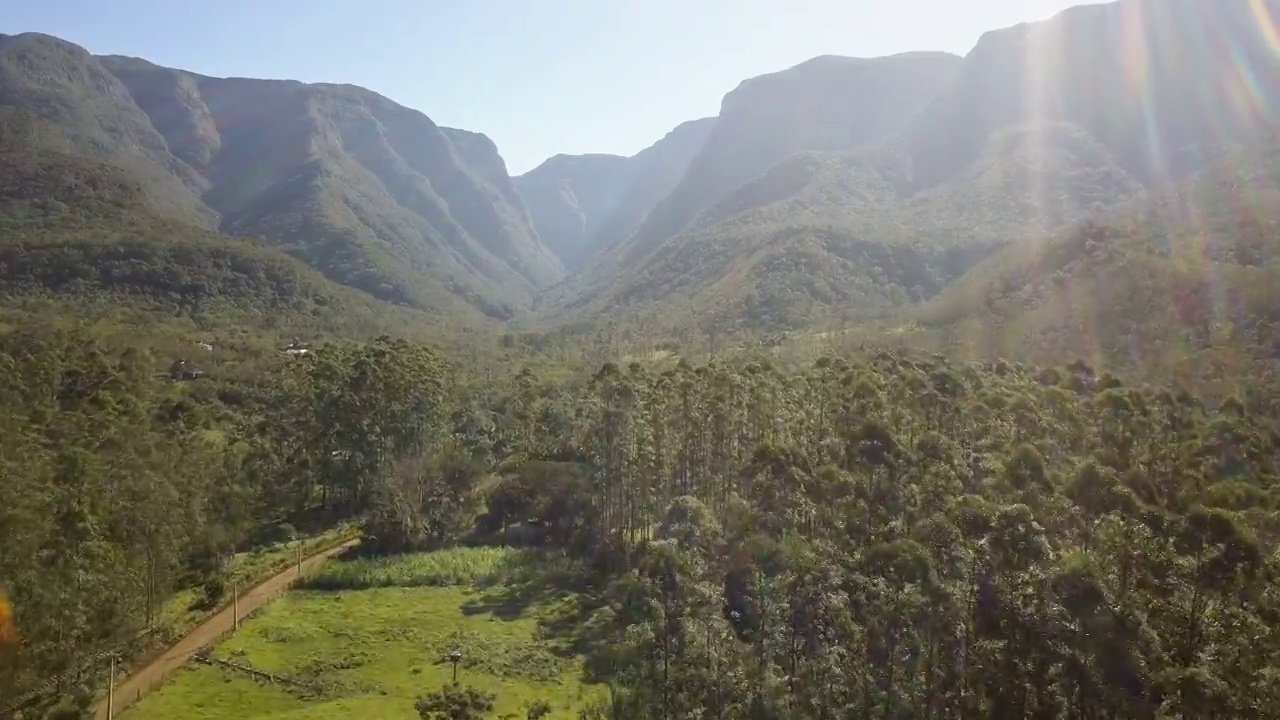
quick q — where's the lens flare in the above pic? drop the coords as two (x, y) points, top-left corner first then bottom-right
(0, 588), (14, 644)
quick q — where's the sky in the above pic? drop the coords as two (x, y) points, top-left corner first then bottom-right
(3, 0), (1089, 174)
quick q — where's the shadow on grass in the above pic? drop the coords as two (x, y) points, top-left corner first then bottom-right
(459, 550), (611, 661)
(460, 551), (584, 618)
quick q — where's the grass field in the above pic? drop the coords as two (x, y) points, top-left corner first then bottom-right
(122, 547), (605, 720)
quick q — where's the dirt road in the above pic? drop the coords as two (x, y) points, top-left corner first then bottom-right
(95, 539), (360, 720)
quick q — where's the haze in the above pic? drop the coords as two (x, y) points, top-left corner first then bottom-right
(4, 0), (1088, 173)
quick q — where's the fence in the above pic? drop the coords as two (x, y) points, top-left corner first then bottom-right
(190, 651), (323, 693)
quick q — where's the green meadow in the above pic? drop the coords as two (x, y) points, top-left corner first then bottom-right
(122, 547), (606, 720)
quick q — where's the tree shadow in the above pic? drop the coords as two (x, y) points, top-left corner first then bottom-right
(458, 549), (609, 658)
(460, 551), (577, 618)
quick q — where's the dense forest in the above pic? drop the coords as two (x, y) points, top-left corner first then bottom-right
(471, 354), (1280, 719)
(9, 319), (1280, 719)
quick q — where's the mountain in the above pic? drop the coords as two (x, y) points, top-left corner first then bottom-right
(556, 124), (1140, 332)
(0, 33), (214, 226)
(600, 52), (963, 271)
(588, 118), (718, 256)
(0, 32), (563, 319)
(907, 0), (1280, 189)
(515, 117), (717, 272)
(10, 0), (1280, 344)
(514, 153), (633, 271)
(550, 103), (1142, 333)
(0, 107), (482, 342)
(540, 52), (966, 324)
(894, 131), (1280, 396)
(99, 53), (562, 318)
(546, 0), (1280, 335)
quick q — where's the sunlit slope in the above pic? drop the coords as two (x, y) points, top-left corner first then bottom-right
(555, 124), (1141, 334)
(549, 0), (1280, 336)
(907, 0), (1280, 188)
(904, 133), (1280, 397)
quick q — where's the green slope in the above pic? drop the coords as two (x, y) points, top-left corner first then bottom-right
(0, 109), (494, 356)
(555, 123), (1141, 334)
(0, 33), (213, 225)
(99, 55), (561, 318)
(597, 53), (963, 274)
(881, 133), (1280, 398)
(0, 33), (564, 320)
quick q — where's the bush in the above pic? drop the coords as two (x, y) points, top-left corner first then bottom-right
(415, 684), (496, 720)
(527, 700), (552, 720)
(197, 574), (227, 610)
(438, 629), (568, 682)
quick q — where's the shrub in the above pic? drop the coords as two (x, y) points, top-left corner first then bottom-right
(196, 574), (226, 610)
(415, 684), (496, 720)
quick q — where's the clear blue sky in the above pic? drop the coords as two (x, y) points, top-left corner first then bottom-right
(3, 0), (1086, 174)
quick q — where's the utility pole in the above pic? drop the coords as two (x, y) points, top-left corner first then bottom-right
(233, 581), (239, 630)
(296, 541), (302, 576)
(106, 655), (115, 720)
(448, 651), (462, 684)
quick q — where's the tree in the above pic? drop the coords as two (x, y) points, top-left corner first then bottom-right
(364, 441), (485, 554)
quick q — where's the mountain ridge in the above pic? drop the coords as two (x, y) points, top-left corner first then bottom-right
(1, 33), (564, 319)
(535, 0), (1280, 336)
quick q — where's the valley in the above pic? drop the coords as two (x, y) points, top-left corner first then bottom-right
(3, 0), (1280, 718)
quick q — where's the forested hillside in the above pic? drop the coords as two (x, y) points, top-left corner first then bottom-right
(600, 53), (962, 270)
(545, 0), (1280, 333)
(0, 32), (566, 319)
(875, 132), (1280, 408)
(0, 108), (490, 346)
(559, 123), (1143, 333)
(0, 34), (214, 227)
(100, 53), (561, 318)
(554, 52), (964, 315)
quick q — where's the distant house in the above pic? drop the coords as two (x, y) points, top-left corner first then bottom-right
(169, 359), (205, 381)
(196, 342), (214, 352)
(284, 341), (312, 357)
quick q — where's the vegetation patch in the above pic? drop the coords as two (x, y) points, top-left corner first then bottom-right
(436, 629), (569, 682)
(121, 550), (605, 720)
(298, 546), (532, 591)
